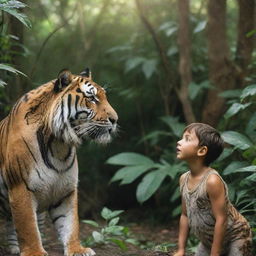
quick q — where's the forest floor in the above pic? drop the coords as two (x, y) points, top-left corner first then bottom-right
(0, 217), (194, 256)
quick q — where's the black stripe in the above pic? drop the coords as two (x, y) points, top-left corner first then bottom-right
(67, 94), (72, 118)
(22, 137), (37, 164)
(17, 158), (34, 192)
(36, 127), (58, 172)
(75, 95), (80, 112)
(61, 99), (64, 123)
(49, 190), (74, 210)
(52, 214), (66, 223)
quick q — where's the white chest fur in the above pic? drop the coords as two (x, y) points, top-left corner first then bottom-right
(29, 163), (78, 212)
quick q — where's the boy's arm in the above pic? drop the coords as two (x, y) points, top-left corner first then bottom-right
(207, 174), (227, 256)
(173, 174), (189, 256)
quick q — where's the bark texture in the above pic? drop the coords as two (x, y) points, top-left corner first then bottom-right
(202, 0), (235, 126)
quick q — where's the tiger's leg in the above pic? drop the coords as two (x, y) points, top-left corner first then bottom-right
(49, 189), (95, 256)
(37, 212), (46, 241)
(9, 184), (47, 256)
(227, 238), (253, 256)
(5, 220), (20, 254)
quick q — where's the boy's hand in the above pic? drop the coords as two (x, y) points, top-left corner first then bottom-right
(173, 249), (185, 256)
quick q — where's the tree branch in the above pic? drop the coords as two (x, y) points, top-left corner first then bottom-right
(29, 2), (79, 79)
(135, 0), (196, 123)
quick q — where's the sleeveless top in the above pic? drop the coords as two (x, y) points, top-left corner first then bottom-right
(180, 169), (251, 252)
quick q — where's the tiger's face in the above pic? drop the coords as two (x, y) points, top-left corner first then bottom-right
(49, 69), (118, 145)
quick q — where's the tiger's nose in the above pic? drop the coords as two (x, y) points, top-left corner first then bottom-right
(109, 117), (116, 125)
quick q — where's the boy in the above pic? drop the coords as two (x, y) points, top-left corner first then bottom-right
(173, 123), (252, 256)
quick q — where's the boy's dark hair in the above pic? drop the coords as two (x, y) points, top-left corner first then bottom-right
(184, 123), (224, 166)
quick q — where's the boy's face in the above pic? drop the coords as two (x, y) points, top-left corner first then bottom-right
(176, 129), (200, 161)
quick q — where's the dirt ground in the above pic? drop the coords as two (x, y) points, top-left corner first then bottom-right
(0, 217), (194, 256)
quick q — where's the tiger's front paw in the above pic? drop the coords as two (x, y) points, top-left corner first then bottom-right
(66, 246), (96, 256)
(21, 249), (48, 256)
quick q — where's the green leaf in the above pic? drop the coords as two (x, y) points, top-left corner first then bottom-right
(240, 84), (256, 100)
(235, 166), (256, 173)
(142, 59), (157, 79)
(246, 173), (256, 182)
(2, 8), (31, 28)
(171, 205), (181, 218)
(106, 152), (154, 166)
(193, 20), (207, 33)
(167, 46), (178, 56)
(165, 27), (177, 37)
(101, 207), (124, 220)
(110, 165), (153, 185)
(0, 0), (26, 9)
(82, 220), (99, 228)
(188, 82), (201, 100)
(224, 103), (251, 119)
(221, 131), (253, 150)
(104, 225), (124, 235)
(246, 29), (256, 37)
(92, 231), (104, 243)
(108, 217), (120, 226)
(216, 148), (234, 161)
(0, 79), (7, 87)
(0, 64), (27, 76)
(125, 57), (144, 73)
(136, 170), (167, 203)
(245, 112), (256, 140)
(160, 116), (185, 137)
(109, 239), (127, 250)
(219, 89), (242, 99)
(222, 161), (248, 175)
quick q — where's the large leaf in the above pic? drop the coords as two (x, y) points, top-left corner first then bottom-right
(240, 84), (256, 100)
(0, 0), (26, 9)
(222, 161), (248, 175)
(92, 231), (104, 243)
(235, 166), (256, 173)
(101, 207), (124, 220)
(0, 64), (27, 76)
(1, 8), (31, 28)
(106, 152), (154, 166)
(0, 79), (7, 87)
(221, 131), (253, 150)
(125, 57), (144, 73)
(160, 116), (185, 137)
(188, 82), (201, 100)
(136, 170), (167, 203)
(193, 20), (207, 33)
(216, 148), (234, 162)
(245, 112), (256, 141)
(142, 59), (157, 79)
(110, 164), (153, 185)
(224, 103), (251, 119)
(219, 89), (242, 99)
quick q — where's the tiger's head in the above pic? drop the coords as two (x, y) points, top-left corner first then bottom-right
(48, 68), (118, 145)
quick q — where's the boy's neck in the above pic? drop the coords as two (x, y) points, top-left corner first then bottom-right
(188, 160), (209, 176)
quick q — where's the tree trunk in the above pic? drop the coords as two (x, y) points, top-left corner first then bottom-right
(135, 0), (196, 123)
(177, 0), (196, 123)
(202, 0), (235, 126)
(235, 0), (255, 88)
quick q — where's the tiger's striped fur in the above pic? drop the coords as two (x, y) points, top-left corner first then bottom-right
(0, 69), (118, 256)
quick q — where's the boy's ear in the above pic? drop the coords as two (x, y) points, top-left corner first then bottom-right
(197, 146), (208, 157)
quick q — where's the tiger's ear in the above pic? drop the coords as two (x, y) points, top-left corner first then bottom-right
(54, 69), (72, 92)
(80, 67), (92, 79)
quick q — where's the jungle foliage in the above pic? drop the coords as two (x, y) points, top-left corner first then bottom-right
(0, 0), (255, 251)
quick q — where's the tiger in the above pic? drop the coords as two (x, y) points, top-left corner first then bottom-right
(0, 68), (118, 256)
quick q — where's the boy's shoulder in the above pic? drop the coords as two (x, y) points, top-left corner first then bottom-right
(179, 171), (190, 185)
(206, 170), (226, 194)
